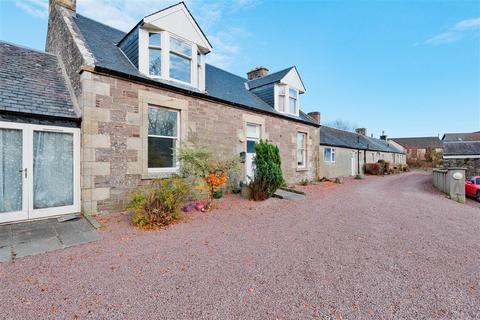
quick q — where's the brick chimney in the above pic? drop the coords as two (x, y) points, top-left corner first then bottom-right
(247, 66), (269, 80)
(355, 128), (367, 136)
(49, 0), (76, 11)
(307, 112), (321, 124)
(380, 130), (387, 141)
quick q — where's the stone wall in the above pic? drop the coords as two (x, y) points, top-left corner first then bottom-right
(444, 158), (480, 178)
(46, 5), (93, 100)
(80, 71), (319, 215)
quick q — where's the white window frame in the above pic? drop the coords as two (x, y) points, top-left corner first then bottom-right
(296, 132), (307, 168)
(147, 32), (162, 77)
(147, 106), (180, 174)
(324, 147), (336, 163)
(168, 34), (193, 85)
(140, 30), (203, 90)
(288, 88), (299, 115)
(0, 121), (80, 223)
(275, 84), (300, 116)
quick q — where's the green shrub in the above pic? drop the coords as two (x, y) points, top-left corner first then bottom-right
(177, 141), (240, 203)
(249, 140), (284, 201)
(127, 177), (193, 228)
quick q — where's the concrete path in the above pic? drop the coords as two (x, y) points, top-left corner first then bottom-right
(0, 217), (101, 262)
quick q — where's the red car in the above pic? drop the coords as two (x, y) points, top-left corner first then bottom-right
(465, 176), (480, 202)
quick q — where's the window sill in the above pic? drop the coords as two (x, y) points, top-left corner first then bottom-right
(324, 161), (336, 165)
(296, 167), (308, 172)
(142, 168), (180, 180)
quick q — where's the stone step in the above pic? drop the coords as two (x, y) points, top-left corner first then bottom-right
(273, 189), (306, 201)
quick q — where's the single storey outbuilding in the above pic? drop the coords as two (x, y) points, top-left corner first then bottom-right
(319, 126), (405, 179)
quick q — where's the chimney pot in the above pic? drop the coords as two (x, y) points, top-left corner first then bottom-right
(380, 130), (387, 140)
(307, 112), (321, 124)
(247, 66), (269, 80)
(355, 128), (367, 136)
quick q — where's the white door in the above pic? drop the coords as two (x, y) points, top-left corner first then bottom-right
(245, 123), (261, 183)
(351, 152), (356, 176)
(0, 122), (80, 224)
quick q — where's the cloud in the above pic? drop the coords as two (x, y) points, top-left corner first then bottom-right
(15, 0), (48, 18)
(424, 17), (480, 45)
(15, 0), (254, 69)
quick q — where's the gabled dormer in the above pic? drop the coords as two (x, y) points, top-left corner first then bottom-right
(118, 2), (212, 91)
(246, 66), (306, 117)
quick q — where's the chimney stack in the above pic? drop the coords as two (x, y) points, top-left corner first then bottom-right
(307, 112), (321, 125)
(380, 130), (387, 141)
(355, 128), (367, 136)
(49, 0), (76, 12)
(247, 66), (269, 80)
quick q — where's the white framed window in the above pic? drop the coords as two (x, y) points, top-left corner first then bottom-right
(296, 132), (307, 168)
(148, 106), (180, 172)
(324, 147), (336, 163)
(289, 88), (298, 114)
(276, 84), (299, 116)
(278, 85), (286, 112)
(169, 36), (192, 84)
(148, 32), (162, 76)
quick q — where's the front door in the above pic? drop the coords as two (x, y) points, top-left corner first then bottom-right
(245, 123), (261, 183)
(351, 152), (356, 176)
(0, 122), (80, 224)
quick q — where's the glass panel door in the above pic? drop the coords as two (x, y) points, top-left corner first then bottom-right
(33, 131), (74, 209)
(0, 128), (23, 214)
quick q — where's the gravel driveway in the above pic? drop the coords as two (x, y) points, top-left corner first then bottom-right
(1, 172), (479, 319)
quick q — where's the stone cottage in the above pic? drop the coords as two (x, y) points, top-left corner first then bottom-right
(319, 126), (405, 179)
(0, 0), (321, 223)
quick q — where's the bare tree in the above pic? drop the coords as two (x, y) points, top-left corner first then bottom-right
(324, 119), (357, 132)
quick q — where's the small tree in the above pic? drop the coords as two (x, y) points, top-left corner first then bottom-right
(249, 140), (284, 201)
(177, 142), (240, 205)
(425, 148), (443, 167)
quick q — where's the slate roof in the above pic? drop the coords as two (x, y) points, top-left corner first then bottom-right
(442, 132), (480, 142)
(246, 67), (293, 89)
(443, 141), (480, 156)
(389, 137), (442, 149)
(320, 126), (404, 154)
(0, 42), (78, 119)
(73, 14), (317, 126)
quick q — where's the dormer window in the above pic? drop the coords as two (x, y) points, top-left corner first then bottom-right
(275, 84), (299, 116)
(148, 33), (162, 76)
(169, 36), (192, 84)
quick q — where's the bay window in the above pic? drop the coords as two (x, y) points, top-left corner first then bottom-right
(296, 132), (307, 168)
(148, 106), (179, 170)
(324, 147), (336, 163)
(148, 33), (161, 76)
(169, 36), (192, 83)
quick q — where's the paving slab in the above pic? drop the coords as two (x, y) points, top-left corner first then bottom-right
(1, 217), (101, 262)
(13, 236), (63, 259)
(0, 246), (12, 263)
